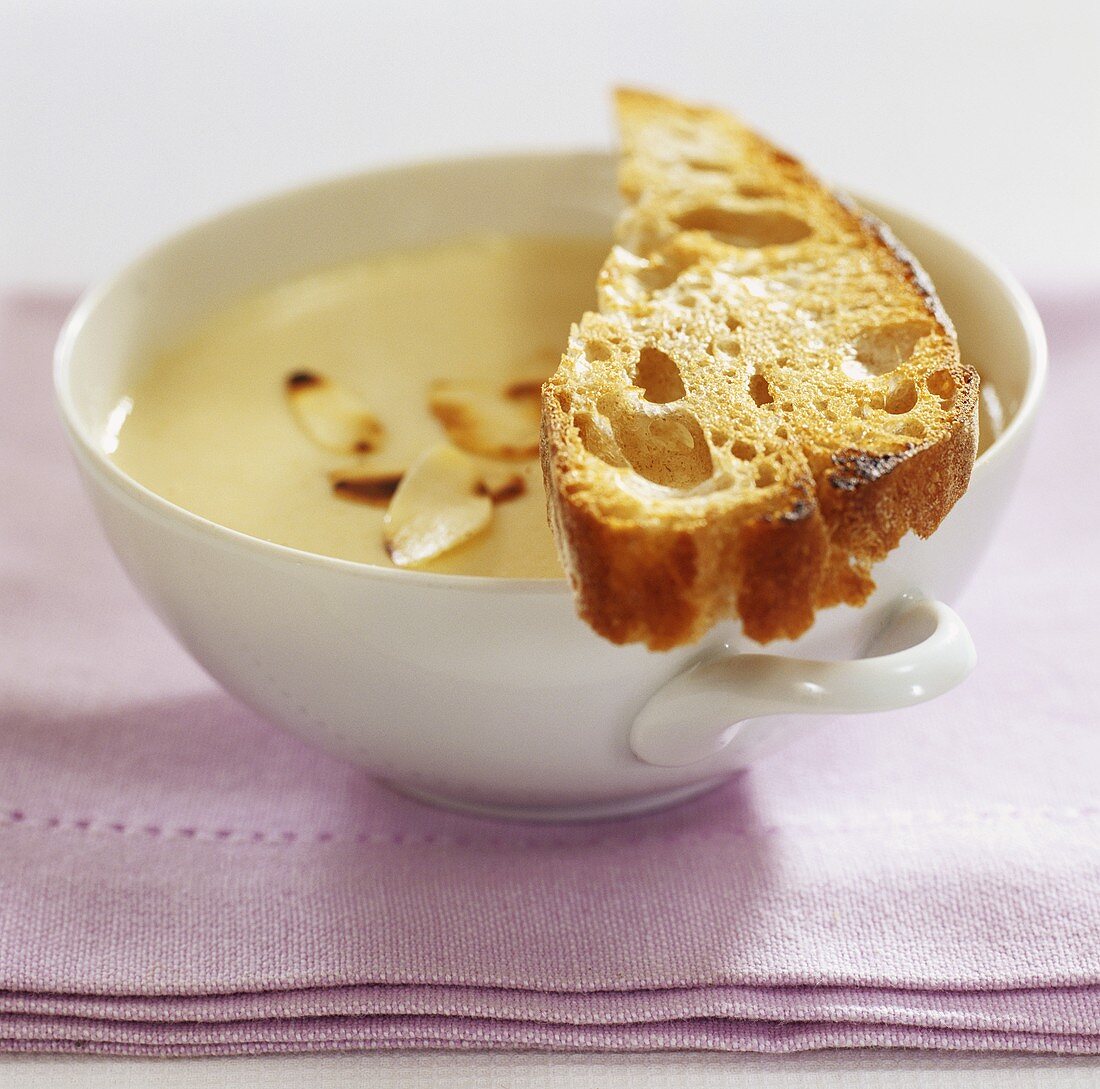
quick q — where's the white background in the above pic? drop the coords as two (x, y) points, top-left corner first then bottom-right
(3, 0), (1099, 288)
(3, 1), (1098, 1084)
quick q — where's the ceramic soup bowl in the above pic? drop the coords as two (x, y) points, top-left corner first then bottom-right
(55, 152), (1045, 820)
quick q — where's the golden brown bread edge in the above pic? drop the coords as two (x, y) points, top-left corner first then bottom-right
(540, 90), (979, 650)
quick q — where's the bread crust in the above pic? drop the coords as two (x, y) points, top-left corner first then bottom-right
(541, 90), (979, 650)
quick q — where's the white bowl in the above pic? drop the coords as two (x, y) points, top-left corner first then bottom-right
(54, 152), (1046, 820)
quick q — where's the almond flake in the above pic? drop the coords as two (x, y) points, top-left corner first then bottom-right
(475, 464), (527, 504)
(329, 470), (404, 507)
(383, 445), (492, 567)
(285, 371), (384, 454)
(428, 378), (543, 460)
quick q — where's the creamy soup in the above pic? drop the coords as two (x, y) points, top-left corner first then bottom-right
(111, 233), (1000, 579)
(112, 235), (608, 578)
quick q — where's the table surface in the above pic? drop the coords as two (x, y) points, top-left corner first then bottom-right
(4, 1), (1098, 1083)
(4, 1052), (1100, 1087)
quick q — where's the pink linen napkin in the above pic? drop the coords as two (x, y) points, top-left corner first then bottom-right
(1, 289), (1098, 1057)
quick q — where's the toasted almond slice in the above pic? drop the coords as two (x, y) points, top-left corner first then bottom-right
(285, 371), (385, 454)
(329, 470), (404, 507)
(383, 445), (492, 567)
(428, 377), (543, 460)
(475, 463), (527, 504)
(503, 378), (546, 400)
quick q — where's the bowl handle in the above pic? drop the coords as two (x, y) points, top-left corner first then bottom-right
(629, 597), (976, 767)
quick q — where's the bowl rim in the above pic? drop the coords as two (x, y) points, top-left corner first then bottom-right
(53, 148), (1048, 598)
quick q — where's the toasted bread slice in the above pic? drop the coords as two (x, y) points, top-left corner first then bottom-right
(541, 89), (979, 650)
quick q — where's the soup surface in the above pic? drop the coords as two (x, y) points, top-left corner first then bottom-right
(112, 235), (608, 578)
(111, 233), (1000, 579)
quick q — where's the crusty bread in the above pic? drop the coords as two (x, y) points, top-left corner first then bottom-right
(541, 89), (979, 650)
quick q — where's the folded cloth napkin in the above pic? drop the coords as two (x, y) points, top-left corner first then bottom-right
(1, 290), (1098, 1057)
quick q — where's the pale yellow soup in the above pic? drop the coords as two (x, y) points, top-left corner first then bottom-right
(112, 235), (608, 578)
(111, 233), (999, 580)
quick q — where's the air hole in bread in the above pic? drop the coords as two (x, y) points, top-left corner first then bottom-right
(634, 347), (687, 403)
(725, 315), (743, 331)
(576, 411), (628, 468)
(638, 250), (698, 292)
(637, 264), (679, 293)
(670, 283), (715, 311)
(749, 372), (773, 406)
(586, 339), (613, 362)
(899, 419), (926, 439)
(876, 378), (918, 415)
(673, 205), (812, 247)
(737, 183), (779, 199)
(731, 439), (757, 461)
(927, 369), (957, 406)
(610, 409), (713, 488)
(710, 429), (728, 447)
(854, 320), (934, 376)
(755, 460), (777, 486)
(686, 157), (728, 172)
(713, 335), (741, 358)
